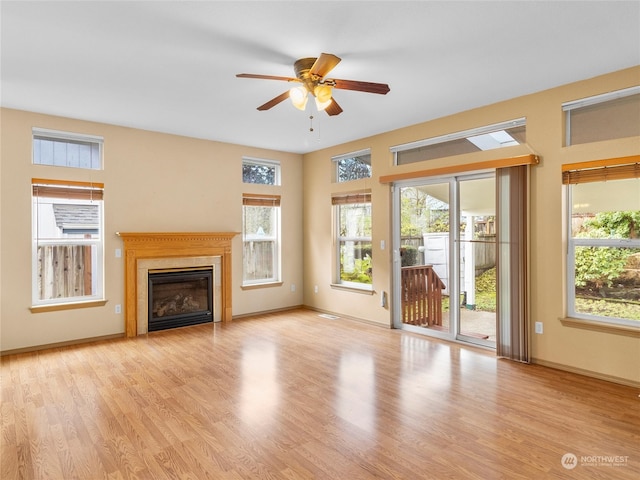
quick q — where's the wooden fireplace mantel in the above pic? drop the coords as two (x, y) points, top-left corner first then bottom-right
(116, 232), (238, 337)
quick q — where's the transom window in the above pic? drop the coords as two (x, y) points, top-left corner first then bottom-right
(242, 157), (281, 185)
(333, 149), (372, 183)
(391, 118), (526, 165)
(33, 128), (103, 170)
(563, 86), (640, 146)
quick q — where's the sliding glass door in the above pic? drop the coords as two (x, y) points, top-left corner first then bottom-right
(393, 173), (497, 348)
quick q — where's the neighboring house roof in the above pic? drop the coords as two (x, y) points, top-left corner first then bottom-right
(52, 204), (99, 229)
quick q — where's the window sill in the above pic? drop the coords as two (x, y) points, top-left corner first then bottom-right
(30, 299), (108, 313)
(559, 317), (640, 338)
(241, 281), (283, 290)
(330, 283), (375, 295)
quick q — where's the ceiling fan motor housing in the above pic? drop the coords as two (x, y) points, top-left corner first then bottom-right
(294, 57), (322, 93)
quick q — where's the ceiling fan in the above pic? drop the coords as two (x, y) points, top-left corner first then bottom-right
(236, 53), (390, 116)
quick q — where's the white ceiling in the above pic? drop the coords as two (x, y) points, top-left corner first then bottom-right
(2, 1), (639, 154)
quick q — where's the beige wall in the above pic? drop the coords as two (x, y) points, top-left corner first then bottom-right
(0, 109), (303, 351)
(2, 67), (638, 385)
(303, 66), (640, 385)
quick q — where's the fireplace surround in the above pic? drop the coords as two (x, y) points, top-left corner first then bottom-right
(116, 232), (237, 337)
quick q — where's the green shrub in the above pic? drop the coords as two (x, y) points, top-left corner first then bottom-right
(400, 246), (418, 266)
(340, 255), (372, 284)
(575, 246), (629, 288)
(575, 211), (640, 288)
(340, 244), (373, 284)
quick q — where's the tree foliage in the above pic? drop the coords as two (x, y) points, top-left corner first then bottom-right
(579, 211), (640, 239)
(337, 156), (371, 182)
(574, 211), (640, 288)
(243, 163), (275, 185)
(400, 187), (450, 236)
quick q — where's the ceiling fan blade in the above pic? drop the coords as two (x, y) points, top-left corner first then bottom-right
(332, 78), (390, 95)
(237, 73), (298, 82)
(257, 91), (290, 111)
(310, 53), (341, 78)
(325, 98), (343, 116)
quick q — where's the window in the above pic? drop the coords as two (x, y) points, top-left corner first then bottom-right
(33, 128), (103, 170)
(391, 118), (526, 165)
(242, 194), (281, 285)
(333, 149), (372, 183)
(32, 179), (104, 305)
(333, 192), (372, 288)
(564, 159), (640, 326)
(563, 86), (640, 146)
(242, 157), (280, 185)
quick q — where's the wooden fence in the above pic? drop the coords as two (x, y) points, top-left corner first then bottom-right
(243, 240), (275, 281)
(37, 245), (92, 299)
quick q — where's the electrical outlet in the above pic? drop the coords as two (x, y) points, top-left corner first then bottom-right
(535, 321), (543, 334)
(115, 304), (122, 314)
(290, 284), (296, 292)
(314, 285), (319, 294)
(115, 248), (122, 258)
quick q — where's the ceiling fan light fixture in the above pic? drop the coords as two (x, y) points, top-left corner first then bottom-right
(315, 97), (332, 111)
(313, 84), (333, 111)
(289, 86), (308, 110)
(314, 84), (332, 102)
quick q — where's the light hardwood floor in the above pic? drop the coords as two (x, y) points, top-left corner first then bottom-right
(1, 309), (638, 479)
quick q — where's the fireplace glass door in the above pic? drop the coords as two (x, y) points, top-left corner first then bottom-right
(148, 268), (213, 331)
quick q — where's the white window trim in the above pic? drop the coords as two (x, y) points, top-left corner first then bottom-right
(32, 127), (104, 168)
(331, 148), (371, 163)
(561, 85), (640, 112)
(33, 127), (104, 145)
(31, 190), (104, 307)
(241, 203), (281, 286)
(565, 184), (640, 328)
(332, 148), (372, 183)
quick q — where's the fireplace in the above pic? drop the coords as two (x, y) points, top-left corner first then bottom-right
(148, 268), (213, 331)
(116, 232), (237, 337)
